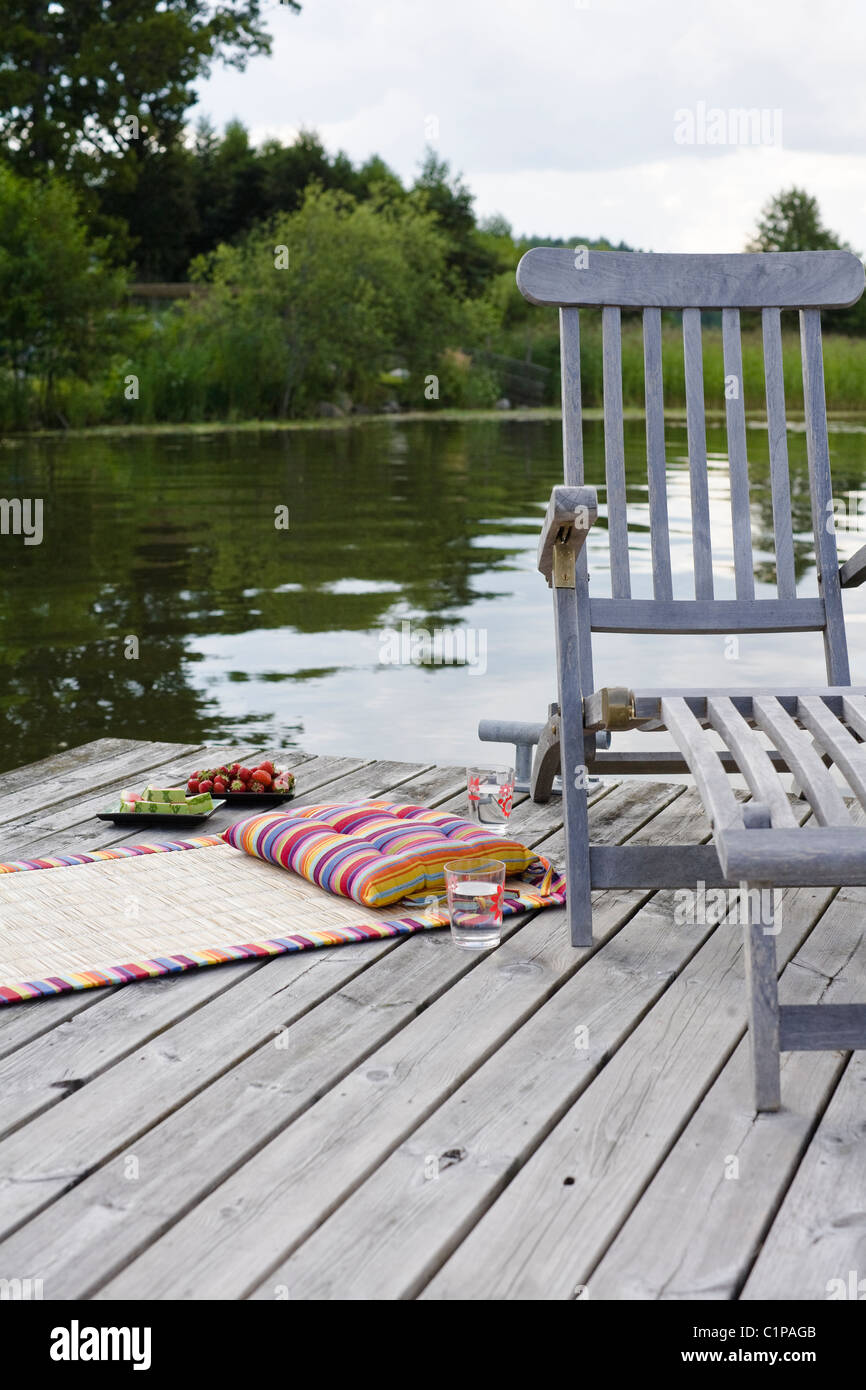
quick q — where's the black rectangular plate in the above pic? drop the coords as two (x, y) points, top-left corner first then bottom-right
(96, 799), (227, 827)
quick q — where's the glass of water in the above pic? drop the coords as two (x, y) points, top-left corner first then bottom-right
(466, 766), (515, 835)
(444, 858), (506, 951)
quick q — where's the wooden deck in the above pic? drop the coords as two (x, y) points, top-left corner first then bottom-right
(0, 738), (863, 1301)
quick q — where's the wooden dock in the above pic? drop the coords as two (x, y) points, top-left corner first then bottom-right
(0, 738), (863, 1301)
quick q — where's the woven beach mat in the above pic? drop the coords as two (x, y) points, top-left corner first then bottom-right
(0, 838), (428, 1004)
(0, 837), (564, 1005)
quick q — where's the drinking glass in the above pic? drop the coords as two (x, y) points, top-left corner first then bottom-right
(466, 766), (515, 835)
(444, 858), (506, 951)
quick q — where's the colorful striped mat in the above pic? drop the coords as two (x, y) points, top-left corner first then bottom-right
(0, 837), (566, 1005)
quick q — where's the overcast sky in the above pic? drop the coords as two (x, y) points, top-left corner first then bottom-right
(194, 0), (866, 253)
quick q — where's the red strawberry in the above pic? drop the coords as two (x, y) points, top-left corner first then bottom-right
(238, 767), (252, 783)
(187, 779), (200, 794)
(199, 779), (213, 793)
(252, 768), (272, 787)
(213, 778), (228, 794)
(229, 764), (240, 778)
(249, 781), (264, 792)
(230, 778), (244, 792)
(259, 760), (275, 776)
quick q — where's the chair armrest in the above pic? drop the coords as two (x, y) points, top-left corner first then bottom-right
(839, 542), (866, 588)
(537, 485), (598, 584)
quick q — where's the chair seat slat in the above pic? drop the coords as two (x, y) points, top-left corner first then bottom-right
(841, 695), (866, 741)
(707, 698), (797, 826)
(660, 697), (744, 830)
(752, 696), (851, 826)
(797, 695), (866, 810)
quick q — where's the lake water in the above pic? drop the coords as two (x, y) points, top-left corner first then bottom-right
(4, 415), (866, 774)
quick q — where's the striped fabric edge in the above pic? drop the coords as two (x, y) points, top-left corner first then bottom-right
(0, 841), (566, 1006)
(0, 834), (225, 874)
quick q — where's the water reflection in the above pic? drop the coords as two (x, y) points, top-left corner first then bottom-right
(2, 416), (866, 771)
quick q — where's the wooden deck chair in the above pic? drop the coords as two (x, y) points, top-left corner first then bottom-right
(520, 247), (866, 1111)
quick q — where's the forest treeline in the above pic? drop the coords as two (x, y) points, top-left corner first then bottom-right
(1, 0), (865, 429)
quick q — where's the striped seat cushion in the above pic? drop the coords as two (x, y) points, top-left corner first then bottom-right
(221, 799), (535, 908)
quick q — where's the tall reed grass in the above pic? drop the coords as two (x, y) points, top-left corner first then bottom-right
(7, 318), (866, 431)
(503, 314), (866, 414)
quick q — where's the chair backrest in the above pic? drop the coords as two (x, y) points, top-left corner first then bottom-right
(517, 249), (865, 691)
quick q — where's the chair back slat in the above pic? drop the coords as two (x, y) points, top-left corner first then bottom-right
(761, 308), (797, 600)
(682, 308), (714, 599)
(642, 307), (673, 600)
(602, 307), (631, 598)
(800, 309), (850, 684)
(559, 308), (584, 486)
(721, 309), (755, 600)
(559, 308), (596, 698)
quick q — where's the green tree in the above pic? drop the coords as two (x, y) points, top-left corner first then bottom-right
(0, 166), (126, 422)
(154, 185), (463, 418)
(192, 119), (264, 259)
(747, 188), (841, 252)
(0, 1), (296, 276)
(0, 0), (286, 171)
(411, 150), (499, 296)
(256, 129), (363, 220)
(747, 187), (866, 334)
(98, 141), (200, 280)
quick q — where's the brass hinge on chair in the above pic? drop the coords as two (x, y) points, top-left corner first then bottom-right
(552, 536), (576, 589)
(583, 686), (637, 731)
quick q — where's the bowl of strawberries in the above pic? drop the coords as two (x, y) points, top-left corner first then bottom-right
(186, 759), (296, 804)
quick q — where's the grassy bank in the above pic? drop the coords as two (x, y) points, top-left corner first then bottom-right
(500, 319), (866, 415)
(6, 322), (866, 433)
(14, 403), (866, 442)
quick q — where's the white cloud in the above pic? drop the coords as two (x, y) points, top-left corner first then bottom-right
(194, 0), (866, 250)
(470, 148), (866, 250)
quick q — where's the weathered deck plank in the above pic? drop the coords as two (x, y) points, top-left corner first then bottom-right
(422, 874), (834, 1296)
(0, 741), (203, 830)
(0, 756), (450, 1237)
(95, 782), (684, 1299)
(0, 762), (468, 1139)
(740, 918), (866, 1301)
(0, 770), (574, 1299)
(0, 740), (144, 802)
(248, 792), (730, 1300)
(588, 884), (865, 1299)
(0, 749), (345, 863)
(0, 738), (862, 1302)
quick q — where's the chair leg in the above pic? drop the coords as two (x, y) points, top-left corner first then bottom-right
(743, 882), (781, 1112)
(562, 774), (593, 948)
(550, 579), (593, 946)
